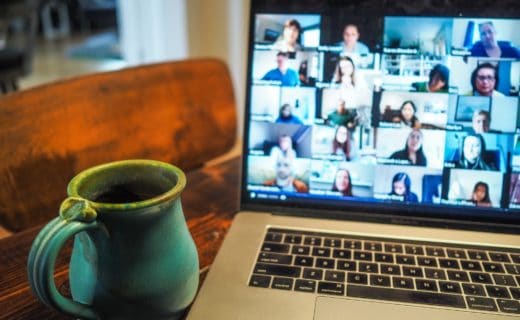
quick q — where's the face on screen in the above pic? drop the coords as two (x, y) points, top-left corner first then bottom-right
(247, 8), (520, 216)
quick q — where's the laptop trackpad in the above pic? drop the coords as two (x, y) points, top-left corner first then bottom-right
(314, 296), (507, 320)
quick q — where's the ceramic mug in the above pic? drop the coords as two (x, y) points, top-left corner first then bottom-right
(27, 160), (199, 319)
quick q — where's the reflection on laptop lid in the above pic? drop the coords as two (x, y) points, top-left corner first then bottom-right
(242, 0), (520, 229)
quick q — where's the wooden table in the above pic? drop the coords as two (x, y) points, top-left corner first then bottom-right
(0, 156), (241, 320)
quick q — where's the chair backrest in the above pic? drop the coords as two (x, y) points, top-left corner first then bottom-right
(0, 59), (237, 231)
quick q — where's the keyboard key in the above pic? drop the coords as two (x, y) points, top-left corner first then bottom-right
(294, 256), (314, 267)
(272, 277), (293, 290)
(486, 285), (510, 299)
(347, 285), (465, 308)
(462, 283), (486, 296)
(489, 252), (510, 263)
(337, 260), (356, 271)
(467, 250), (488, 261)
(294, 279), (316, 293)
(347, 272), (368, 285)
(402, 266), (423, 278)
(325, 270), (345, 283)
(258, 252), (292, 265)
(353, 251), (372, 261)
(511, 254), (520, 264)
(439, 281), (461, 294)
(291, 245), (310, 255)
(497, 299), (520, 314)
(316, 258), (335, 269)
(254, 263), (301, 278)
(324, 238), (342, 248)
(364, 241), (383, 251)
(447, 249), (466, 259)
(304, 236), (322, 246)
(264, 232), (282, 243)
(505, 264), (520, 275)
(415, 279), (438, 291)
(460, 260), (481, 271)
(370, 274), (391, 287)
(385, 243), (403, 253)
(425, 268), (446, 280)
(283, 234), (302, 244)
(470, 272), (493, 284)
(393, 277), (414, 289)
(426, 247), (445, 258)
(249, 275), (271, 288)
(375, 253), (394, 263)
(439, 259), (459, 269)
(333, 249), (351, 259)
(312, 247), (331, 257)
(344, 240), (362, 250)
(359, 262), (378, 273)
(466, 296), (498, 312)
(483, 262), (504, 273)
(493, 274), (516, 286)
(396, 255), (416, 265)
(303, 268), (323, 280)
(447, 270), (469, 282)
(261, 243), (290, 253)
(380, 264), (401, 275)
(405, 245), (424, 255)
(510, 287), (520, 300)
(417, 257), (437, 267)
(318, 282), (345, 296)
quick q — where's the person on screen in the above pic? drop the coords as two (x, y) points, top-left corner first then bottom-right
(332, 169), (353, 197)
(468, 181), (492, 207)
(332, 125), (352, 161)
(327, 98), (357, 128)
(389, 129), (427, 166)
(412, 64), (450, 93)
(332, 56), (370, 106)
(261, 52), (299, 87)
(270, 134), (297, 162)
(471, 110), (491, 134)
(398, 100), (421, 129)
(467, 63), (504, 97)
(273, 19), (302, 52)
(337, 24), (369, 55)
(455, 134), (496, 171)
(298, 60), (311, 86)
(263, 157), (308, 193)
(389, 172), (418, 202)
(275, 104), (303, 124)
(332, 56), (356, 86)
(470, 22), (520, 59)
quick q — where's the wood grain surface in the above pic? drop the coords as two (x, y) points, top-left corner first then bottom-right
(0, 156), (241, 320)
(0, 58), (237, 232)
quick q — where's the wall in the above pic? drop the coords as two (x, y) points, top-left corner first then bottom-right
(118, 0), (250, 136)
(186, 0), (250, 136)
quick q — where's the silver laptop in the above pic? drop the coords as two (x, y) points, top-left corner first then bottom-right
(188, 1), (520, 319)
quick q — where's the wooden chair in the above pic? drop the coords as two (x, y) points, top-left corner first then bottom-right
(0, 58), (237, 232)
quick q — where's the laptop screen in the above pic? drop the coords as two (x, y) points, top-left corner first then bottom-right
(242, 0), (520, 224)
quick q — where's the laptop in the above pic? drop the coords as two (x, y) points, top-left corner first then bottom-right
(188, 1), (520, 319)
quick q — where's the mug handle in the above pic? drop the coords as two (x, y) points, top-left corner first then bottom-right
(27, 197), (101, 320)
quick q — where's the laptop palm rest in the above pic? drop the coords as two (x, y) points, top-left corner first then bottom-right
(314, 297), (509, 320)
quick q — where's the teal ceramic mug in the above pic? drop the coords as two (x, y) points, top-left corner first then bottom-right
(27, 160), (199, 319)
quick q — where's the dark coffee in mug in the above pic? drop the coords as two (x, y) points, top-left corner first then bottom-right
(92, 182), (168, 204)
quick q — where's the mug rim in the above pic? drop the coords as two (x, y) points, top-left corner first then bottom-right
(67, 159), (186, 210)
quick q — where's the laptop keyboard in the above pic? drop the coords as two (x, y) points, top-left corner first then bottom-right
(248, 228), (520, 315)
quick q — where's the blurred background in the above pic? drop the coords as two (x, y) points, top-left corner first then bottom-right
(0, 0), (250, 132)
